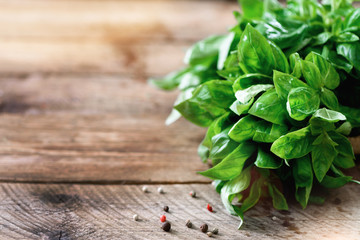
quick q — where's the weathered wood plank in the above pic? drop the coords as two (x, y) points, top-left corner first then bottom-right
(0, 74), (178, 115)
(0, 0), (238, 75)
(0, 183), (359, 239)
(0, 114), (208, 183)
(0, 40), (188, 75)
(0, 0), (238, 41)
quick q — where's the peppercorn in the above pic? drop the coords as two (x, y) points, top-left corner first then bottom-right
(160, 215), (166, 222)
(207, 204), (213, 212)
(142, 186), (148, 193)
(158, 187), (164, 194)
(212, 228), (218, 234)
(189, 191), (196, 198)
(161, 222), (171, 232)
(185, 219), (192, 228)
(163, 206), (169, 212)
(207, 231), (213, 237)
(200, 224), (208, 233)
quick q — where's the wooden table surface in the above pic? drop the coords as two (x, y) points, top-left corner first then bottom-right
(0, 1), (359, 239)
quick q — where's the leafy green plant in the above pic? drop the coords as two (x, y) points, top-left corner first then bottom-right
(150, 0), (360, 228)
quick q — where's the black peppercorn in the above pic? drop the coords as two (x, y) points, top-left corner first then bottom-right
(163, 206), (169, 212)
(185, 219), (192, 228)
(200, 224), (208, 233)
(161, 222), (171, 232)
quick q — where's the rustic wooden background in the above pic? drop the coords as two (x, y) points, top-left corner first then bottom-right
(0, 0), (359, 239)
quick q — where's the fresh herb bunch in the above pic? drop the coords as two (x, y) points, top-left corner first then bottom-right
(150, 0), (360, 228)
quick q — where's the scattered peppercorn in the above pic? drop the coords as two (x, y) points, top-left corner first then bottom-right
(133, 214), (139, 221)
(207, 204), (213, 212)
(200, 224), (208, 233)
(142, 186), (148, 193)
(160, 215), (166, 222)
(185, 219), (192, 228)
(158, 187), (164, 194)
(161, 222), (171, 232)
(189, 191), (196, 198)
(207, 231), (213, 237)
(163, 206), (169, 212)
(212, 228), (218, 234)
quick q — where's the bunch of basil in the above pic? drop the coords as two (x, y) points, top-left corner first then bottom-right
(150, 0), (360, 228)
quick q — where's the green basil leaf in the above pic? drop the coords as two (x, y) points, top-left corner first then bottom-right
(174, 99), (214, 127)
(336, 121), (352, 136)
(255, 148), (282, 169)
(220, 167), (251, 215)
(198, 143), (209, 163)
(233, 74), (272, 92)
(293, 155), (313, 187)
(286, 87), (320, 121)
(202, 112), (232, 149)
(333, 154), (356, 169)
(289, 53), (302, 78)
(149, 68), (188, 90)
(213, 179), (226, 194)
(248, 88), (288, 125)
(268, 184), (288, 210)
(217, 68), (242, 81)
(240, 177), (264, 212)
(239, 0), (264, 19)
(305, 52), (340, 90)
(200, 141), (256, 180)
(320, 175), (352, 188)
(256, 16), (307, 49)
(301, 60), (323, 90)
(218, 32), (236, 70)
(235, 84), (274, 104)
(312, 132), (338, 182)
(320, 88), (339, 110)
(328, 131), (355, 158)
(184, 35), (227, 68)
(199, 112), (233, 162)
(309, 195), (325, 205)
(309, 117), (336, 135)
(165, 87), (197, 125)
(209, 129), (239, 164)
(312, 32), (332, 46)
(327, 50), (353, 73)
(271, 126), (315, 159)
(238, 24), (275, 76)
(344, 9), (360, 31)
(312, 108), (346, 122)
(295, 184), (312, 209)
(191, 80), (235, 111)
(230, 99), (254, 116)
(253, 122), (288, 143)
(337, 42), (360, 71)
(273, 71), (308, 100)
(338, 105), (360, 127)
(228, 115), (258, 142)
(336, 32), (359, 43)
(269, 40), (290, 73)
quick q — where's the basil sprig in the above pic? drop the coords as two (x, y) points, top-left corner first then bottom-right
(150, 0), (360, 228)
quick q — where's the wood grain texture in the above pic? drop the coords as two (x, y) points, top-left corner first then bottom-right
(0, 183), (359, 240)
(0, 73), (178, 115)
(0, 114), (208, 183)
(0, 0), (238, 75)
(0, 0), (238, 41)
